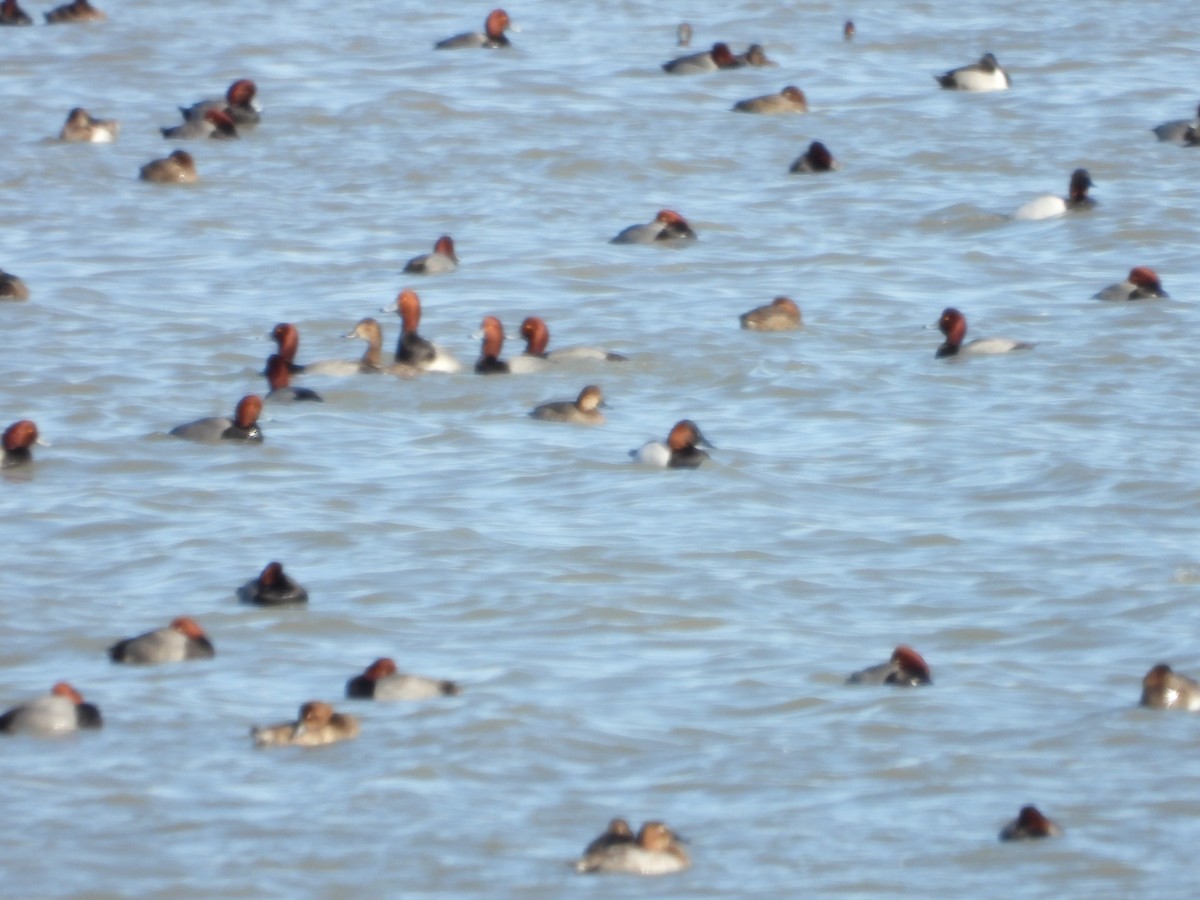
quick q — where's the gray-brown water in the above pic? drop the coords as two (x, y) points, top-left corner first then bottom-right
(3, 0), (1200, 895)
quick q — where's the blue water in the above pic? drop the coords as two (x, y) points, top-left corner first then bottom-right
(2, 0), (1199, 895)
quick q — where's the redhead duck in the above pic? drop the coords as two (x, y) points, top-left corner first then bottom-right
(0, 270), (30, 301)
(582, 819), (635, 856)
(610, 209), (696, 244)
(251, 701), (359, 747)
(935, 53), (1010, 92)
(170, 395), (262, 443)
(518, 316), (627, 362)
(342, 317), (417, 376)
(736, 44), (775, 67)
(733, 86), (807, 115)
(475, 316), (511, 374)
(109, 616), (215, 664)
(999, 806), (1062, 841)
(575, 821), (690, 875)
(1152, 103), (1200, 144)
(789, 141), (839, 173)
(1013, 169), (1095, 220)
(381, 289), (461, 372)
(1093, 267), (1168, 301)
(935, 308), (1032, 358)
(530, 385), (606, 425)
(435, 8), (512, 49)
(631, 420), (712, 468)
(161, 109), (238, 141)
(238, 561), (308, 606)
(739, 296), (801, 331)
(270, 323), (306, 373)
(1139, 663), (1200, 711)
(2, 420), (41, 468)
(180, 79), (260, 127)
(847, 645), (931, 686)
(265, 354), (323, 402)
(676, 23), (691, 46)
(44, 0), (103, 22)
(0, 683), (102, 735)
(59, 107), (119, 143)
(843, 20), (855, 40)
(403, 236), (458, 275)
(139, 150), (198, 184)
(0, 0), (32, 24)
(662, 41), (739, 74)
(345, 658), (460, 701)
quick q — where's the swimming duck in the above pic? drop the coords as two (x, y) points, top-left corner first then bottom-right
(251, 701), (359, 747)
(935, 53), (1010, 92)
(59, 107), (119, 143)
(739, 296), (801, 331)
(529, 385), (606, 425)
(237, 561), (308, 605)
(999, 806), (1062, 841)
(575, 821), (689, 875)
(345, 658), (460, 701)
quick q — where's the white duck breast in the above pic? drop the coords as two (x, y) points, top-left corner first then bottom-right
(949, 66), (1009, 92)
(1012, 194), (1067, 221)
(631, 441), (671, 467)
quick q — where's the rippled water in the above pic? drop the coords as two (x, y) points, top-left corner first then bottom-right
(3, 0), (1200, 895)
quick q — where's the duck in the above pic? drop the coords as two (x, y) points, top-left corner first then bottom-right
(732, 86), (807, 115)
(662, 42), (740, 74)
(238, 561), (308, 606)
(999, 806), (1062, 841)
(736, 44), (775, 67)
(518, 316), (627, 362)
(342, 317), (417, 376)
(403, 236), (458, 275)
(345, 658), (460, 701)
(1152, 103), (1200, 143)
(530, 385), (606, 425)
(581, 819), (635, 856)
(44, 0), (103, 23)
(843, 20), (855, 40)
(575, 821), (689, 875)
(0, 270), (30, 301)
(847, 645), (931, 686)
(381, 289), (461, 372)
(264, 354), (323, 402)
(1139, 663), (1200, 711)
(58, 108), (119, 143)
(251, 701), (359, 747)
(270, 323), (306, 373)
(739, 296), (801, 331)
(435, 8), (512, 49)
(1012, 169), (1095, 220)
(1093, 267), (1168, 301)
(935, 53), (1010, 92)
(475, 316), (511, 374)
(676, 23), (691, 46)
(160, 109), (238, 140)
(108, 617), (215, 664)
(631, 420), (712, 469)
(0, 0), (32, 24)
(935, 308), (1032, 358)
(180, 79), (261, 127)
(2, 420), (41, 468)
(610, 209), (696, 244)
(170, 395), (262, 443)
(789, 141), (839, 173)
(139, 150), (198, 184)
(0, 683), (102, 735)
